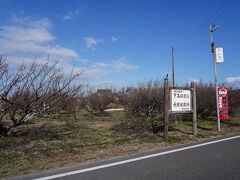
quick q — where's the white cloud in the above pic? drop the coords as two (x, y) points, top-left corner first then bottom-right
(112, 57), (138, 71)
(85, 56), (138, 78)
(0, 16), (79, 63)
(11, 15), (52, 29)
(63, 10), (79, 21)
(83, 37), (104, 50)
(78, 58), (89, 64)
(111, 36), (118, 42)
(0, 16), (138, 83)
(1, 25), (54, 43)
(53, 56), (138, 80)
(225, 77), (240, 84)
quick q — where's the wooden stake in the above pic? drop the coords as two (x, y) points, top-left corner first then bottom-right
(191, 81), (197, 135)
(164, 78), (169, 140)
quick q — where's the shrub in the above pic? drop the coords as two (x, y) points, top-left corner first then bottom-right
(126, 80), (163, 117)
(195, 81), (216, 118)
(85, 91), (113, 116)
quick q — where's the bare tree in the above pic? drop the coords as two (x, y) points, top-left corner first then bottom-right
(114, 80), (163, 134)
(228, 88), (240, 116)
(0, 57), (84, 136)
(194, 81), (216, 118)
(126, 80), (163, 117)
(85, 90), (113, 116)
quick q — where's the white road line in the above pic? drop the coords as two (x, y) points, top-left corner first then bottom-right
(34, 135), (240, 180)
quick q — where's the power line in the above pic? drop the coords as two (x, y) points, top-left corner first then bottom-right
(176, 0), (233, 49)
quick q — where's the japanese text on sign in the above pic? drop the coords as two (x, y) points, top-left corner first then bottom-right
(170, 89), (192, 112)
(217, 86), (229, 121)
(216, 47), (224, 63)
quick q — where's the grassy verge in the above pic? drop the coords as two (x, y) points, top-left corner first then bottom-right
(0, 111), (239, 177)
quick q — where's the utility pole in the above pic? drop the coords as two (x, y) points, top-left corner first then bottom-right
(209, 23), (220, 131)
(172, 47), (175, 87)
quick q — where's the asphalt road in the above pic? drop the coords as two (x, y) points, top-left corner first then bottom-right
(10, 135), (240, 180)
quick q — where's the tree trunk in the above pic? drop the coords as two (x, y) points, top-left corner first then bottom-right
(0, 125), (10, 136)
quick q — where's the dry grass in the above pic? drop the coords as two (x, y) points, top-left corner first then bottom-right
(0, 111), (240, 178)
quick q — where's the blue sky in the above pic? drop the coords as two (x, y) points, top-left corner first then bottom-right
(0, 0), (239, 88)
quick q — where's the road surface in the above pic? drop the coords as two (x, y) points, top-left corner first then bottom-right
(10, 135), (240, 180)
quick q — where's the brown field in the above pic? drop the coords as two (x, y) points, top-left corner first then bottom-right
(0, 111), (240, 177)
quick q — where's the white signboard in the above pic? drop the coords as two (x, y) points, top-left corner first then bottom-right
(216, 47), (224, 63)
(170, 89), (192, 112)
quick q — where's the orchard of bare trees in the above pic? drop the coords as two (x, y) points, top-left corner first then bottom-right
(0, 57), (84, 136)
(0, 57), (239, 136)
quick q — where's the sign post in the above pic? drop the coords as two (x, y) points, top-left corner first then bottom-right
(169, 81), (197, 135)
(164, 78), (169, 140)
(191, 82), (197, 135)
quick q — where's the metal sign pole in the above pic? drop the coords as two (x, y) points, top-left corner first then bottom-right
(210, 23), (220, 131)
